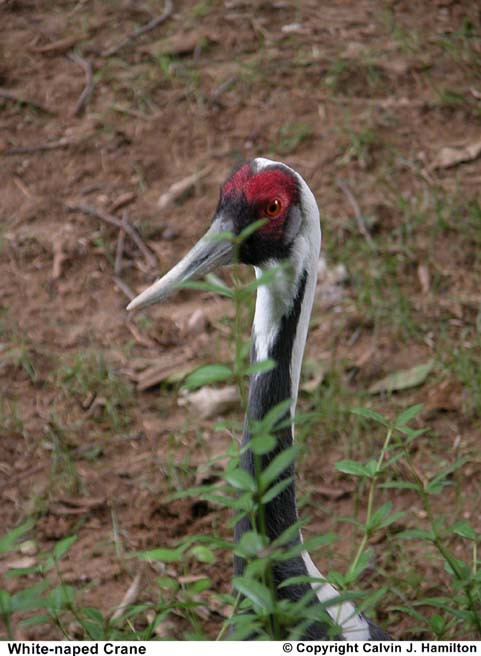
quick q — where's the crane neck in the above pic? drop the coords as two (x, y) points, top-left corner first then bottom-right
(235, 244), (319, 547)
(251, 255), (318, 420)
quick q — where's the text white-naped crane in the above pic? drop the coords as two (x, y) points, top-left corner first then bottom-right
(127, 158), (391, 640)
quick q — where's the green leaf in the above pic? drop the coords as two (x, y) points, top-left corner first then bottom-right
(156, 577), (179, 591)
(351, 407), (388, 425)
(246, 359), (276, 376)
(368, 502), (393, 531)
(0, 520), (34, 554)
(271, 519), (309, 548)
(335, 459), (371, 478)
(249, 434), (276, 456)
(391, 605), (428, 624)
(355, 586), (389, 616)
(206, 230), (236, 243)
(327, 570), (345, 589)
(368, 360), (434, 394)
(280, 534), (337, 561)
(347, 548), (372, 582)
(0, 589), (11, 615)
(138, 545), (187, 562)
(260, 446), (297, 489)
(233, 577), (274, 613)
(20, 614), (51, 629)
(425, 482), (444, 495)
(224, 469), (257, 493)
(368, 502), (404, 531)
(189, 578), (211, 594)
(79, 620), (105, 640)
(242, 265), (285, 295)
(278, 575), (325, 588)
(180, 280), (233, 298)
(301, 534), (337, 552)
(185, 364), (232, 389)
(395, 404), (424, 427)
(53, 535), (77, 562)
(395, 426), (429, 442)
(379, 481), (420, 491)
(83, 607), (104, 625)
(444, 557), (471, 581)
(398, 528), (435, 540)
(11, 583), (49, 613)
(429, 457), (468, 489)
(261, 476), (293, 504)
(429, 613), (445, 635)
(236, 531), (265, 557)
(48, 584), (75, 612)
(237, 219), (267, 242)
(365, 459), (378, 477)
(190, 545), (216, 564)
(451, 520), (477, 541)
(254, 398), (292, 433)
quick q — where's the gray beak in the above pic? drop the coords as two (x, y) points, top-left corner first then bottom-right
(126, 215), (234, 311)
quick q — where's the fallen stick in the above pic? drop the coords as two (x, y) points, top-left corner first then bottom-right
(0, 88), (55, 115)
(113, 275), (135, 301)
(3, 137), (78, 156)
(336, 178), (375, 247)
(68, 52), (94, 116)
(66, 201), (157, 269)
(114, 211), (128, 275)
(158, 165), (212, 209)
(111, 567), (146, 622)
(103, 0), (173, 57)
(126, 318), (157, 348)
(30, 34), (86, 55)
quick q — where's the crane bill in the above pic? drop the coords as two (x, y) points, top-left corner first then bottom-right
(126, 218), (234, 311)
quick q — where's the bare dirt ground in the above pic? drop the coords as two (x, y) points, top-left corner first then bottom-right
(1, 0), (480, 641)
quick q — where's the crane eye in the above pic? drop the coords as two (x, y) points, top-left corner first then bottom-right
(265, 199), (282, 218)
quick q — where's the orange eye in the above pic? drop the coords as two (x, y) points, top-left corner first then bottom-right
(265, 199), (282, 218)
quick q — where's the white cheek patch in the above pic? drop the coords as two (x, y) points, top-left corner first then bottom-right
(253, 262), (296, 362)
(284, 205), (303, 244)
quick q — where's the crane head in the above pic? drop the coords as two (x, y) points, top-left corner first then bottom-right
(127, 157), (320, 311)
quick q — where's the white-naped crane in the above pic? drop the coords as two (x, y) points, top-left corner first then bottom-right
(127, 158), (391, 640)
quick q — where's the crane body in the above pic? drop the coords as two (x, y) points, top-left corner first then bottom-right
(127, 158), (391, 640)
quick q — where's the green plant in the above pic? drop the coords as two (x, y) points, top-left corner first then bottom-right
(3, 203), (479, 641)
(343, 405), (481, 638)
(55, 350), (132, 430)
(0, 318), (38, 383)
(0, 523), (79, 639)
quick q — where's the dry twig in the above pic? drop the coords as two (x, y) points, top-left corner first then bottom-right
(68, 52), (94, 116)
(52, 237), (67, 280)
(103, 0), (173, 57)
(113, 276), (135, 301)
(65, 201), (157, 269)
(126, 318), (157, 348)
(0, 88), (55, 115)
(158, 165), (212, 209)
(3, 137), (79, 156)
(111, 567), (145, 621)
(31, 34), (86, 55)
(114, 211), (128, 275)
(336, 178), (375, 247)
